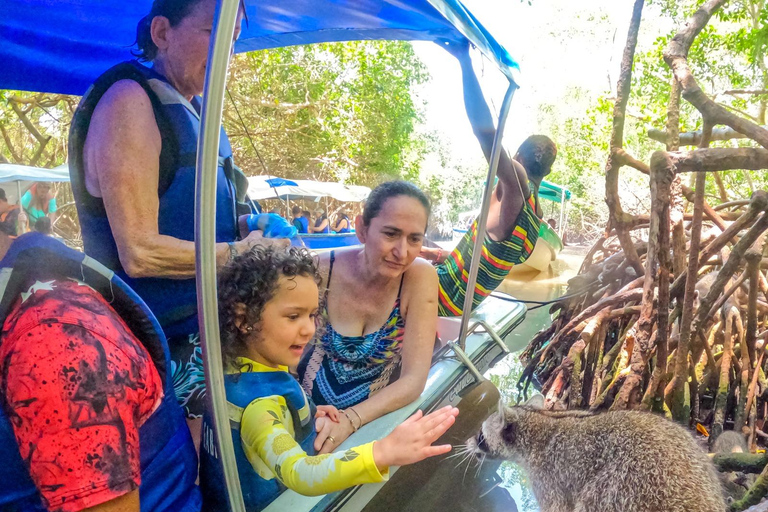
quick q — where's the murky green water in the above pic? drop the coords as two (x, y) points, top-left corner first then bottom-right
(478, 269), (573, 512)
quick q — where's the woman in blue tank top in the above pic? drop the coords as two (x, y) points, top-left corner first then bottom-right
(332, 211), (351, 233)
(297, 181), (437, 454)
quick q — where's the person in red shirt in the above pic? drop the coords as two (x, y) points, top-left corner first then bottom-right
(0, 231), (200, 512)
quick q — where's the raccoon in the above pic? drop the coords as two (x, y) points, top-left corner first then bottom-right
(467, 400), (725, 512)
(712, 430), (748, 454)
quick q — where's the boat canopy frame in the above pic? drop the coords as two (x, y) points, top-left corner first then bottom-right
(1, 1), (523, 510)
(194, 1), (521, 510)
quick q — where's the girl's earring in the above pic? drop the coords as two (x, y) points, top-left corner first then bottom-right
(245, 326), (253, 332)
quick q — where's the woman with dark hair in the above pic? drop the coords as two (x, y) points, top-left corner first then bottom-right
(332, 211), (351, 233)
(67, 0), (280, 439)
(297, 180), (438, 453)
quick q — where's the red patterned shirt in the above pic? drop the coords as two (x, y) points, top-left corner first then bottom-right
(0, 279), (163, 512)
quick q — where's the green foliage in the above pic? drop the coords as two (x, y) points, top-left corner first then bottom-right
(225, 41), (429, 187)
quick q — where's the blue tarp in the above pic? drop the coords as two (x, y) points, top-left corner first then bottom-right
(1, 0), (519, 96)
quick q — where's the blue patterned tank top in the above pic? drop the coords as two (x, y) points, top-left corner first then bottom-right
(298, 251), (405, 409)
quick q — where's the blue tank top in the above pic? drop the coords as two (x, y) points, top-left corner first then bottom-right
(297, 251), (405, 409)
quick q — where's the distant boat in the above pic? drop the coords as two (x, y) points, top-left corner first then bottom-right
(247, 175), (370, 249)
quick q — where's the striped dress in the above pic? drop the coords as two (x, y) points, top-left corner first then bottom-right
(437, 194), (540, 316)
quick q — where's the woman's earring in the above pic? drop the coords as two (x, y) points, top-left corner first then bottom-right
(245, 326), (253, 332)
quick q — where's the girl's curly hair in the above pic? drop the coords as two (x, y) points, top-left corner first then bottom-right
(218, 245), (320, 368)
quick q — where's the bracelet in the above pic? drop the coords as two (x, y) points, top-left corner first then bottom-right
(436, 248), (443, 262)
(227, 242), (238, 263)
(341, 409), (359, 432)
(349, 407), (363, 429)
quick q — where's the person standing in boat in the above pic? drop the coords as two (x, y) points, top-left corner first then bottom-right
(310, 208), (331, 233)
(292, 205), (309, 234)
(298, 181), (438, 453)
(332, 210), (351, 233)
(21, 182), (57, 229)
(419, 41), (556, 316)
(68, 0), (284, 438)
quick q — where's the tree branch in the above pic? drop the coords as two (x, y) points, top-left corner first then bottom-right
(604, 0), (646, 277)
(663, 0), (768, 149)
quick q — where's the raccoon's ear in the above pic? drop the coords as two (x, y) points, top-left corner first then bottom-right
(502, 418), (517, 445)
(523, 393), (545, 410)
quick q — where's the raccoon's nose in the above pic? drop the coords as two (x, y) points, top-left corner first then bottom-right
(476, 431), (489, 452)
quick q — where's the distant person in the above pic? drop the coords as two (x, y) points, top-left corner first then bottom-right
(34, 216), (53, 235)
(547, 218), (557, 230)
(21, 182), (57, 227)
(0, 188), (20, 236)
(310, 209), (330, 234)
(292, 205), (309, 234)
(332, 211), (351, 233)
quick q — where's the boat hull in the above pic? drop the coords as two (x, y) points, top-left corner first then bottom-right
(506, 221), (563, 275)
(295, 233), (360, 250)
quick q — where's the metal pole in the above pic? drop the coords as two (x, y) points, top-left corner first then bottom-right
(558, 188), (566, 240)
(194, 0), (245, 510)
(457, 81), (517, 349)
(561, 195), (569, 242)
(15, 181), (24, 233)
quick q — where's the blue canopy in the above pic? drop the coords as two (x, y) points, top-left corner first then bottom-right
(2, 0), (519, 96)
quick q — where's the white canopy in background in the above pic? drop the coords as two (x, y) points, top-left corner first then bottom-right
(247, 175), (371, 203)
(0, 163), (70, 204)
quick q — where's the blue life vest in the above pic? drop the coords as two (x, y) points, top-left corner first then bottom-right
(335, 216), (351, 234)
(0, 233), (201, 512)
(69, 60), (252, 337)
(200, 369), (317, 512)
(314, 216), (330, 234)
(293, 216), (309, 234)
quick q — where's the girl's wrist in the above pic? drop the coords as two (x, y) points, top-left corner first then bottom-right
(372, 439), (392, 471)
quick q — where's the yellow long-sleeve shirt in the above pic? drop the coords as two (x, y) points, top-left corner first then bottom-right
(235, 358), (389, 497)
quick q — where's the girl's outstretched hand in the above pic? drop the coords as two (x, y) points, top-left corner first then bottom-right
(315, 405), (340, 422)
(372, 406), (459, 471)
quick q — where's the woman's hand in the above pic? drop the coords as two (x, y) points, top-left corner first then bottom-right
(315, 414), (355, 454)
(234, 229), (289, 256)
(372, 406), (458, 470)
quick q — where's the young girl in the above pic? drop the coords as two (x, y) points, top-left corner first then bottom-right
(200, 246), (458, 512)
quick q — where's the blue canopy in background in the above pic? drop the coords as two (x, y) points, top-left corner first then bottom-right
(1, 0), (520, 96)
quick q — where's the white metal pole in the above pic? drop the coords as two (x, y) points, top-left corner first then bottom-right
(194, 0), (245, 510)
(457, 81), (517, 349)
(558, 188), (566, 239)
